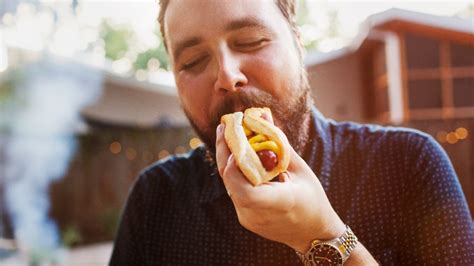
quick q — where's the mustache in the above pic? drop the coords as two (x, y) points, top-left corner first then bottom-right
(209, 90), (274, 131)
(188, 90), (276, 155)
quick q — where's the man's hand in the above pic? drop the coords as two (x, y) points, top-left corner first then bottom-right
(215, 123), (345, 253)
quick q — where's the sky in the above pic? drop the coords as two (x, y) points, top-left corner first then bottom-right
(1, 1), (472, 71)
(46, 1), (473, 51)
(314, 1), (472, 36)
(35, 1), (473, 40)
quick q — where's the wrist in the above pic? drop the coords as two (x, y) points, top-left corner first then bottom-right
(296, 225), (360, 265)
(292, 217), (346, 253)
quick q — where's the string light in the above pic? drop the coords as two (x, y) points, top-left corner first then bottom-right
(109, 141), (122, 154)
(158, 150), (170, 159)
(455, 127), (468, 140)
(126, 148), (137, 160)
(446, 132), (458, 144)
(189, 137), (202, 149)
(437, 127), (469, 145)
(436, 131), (447, 143)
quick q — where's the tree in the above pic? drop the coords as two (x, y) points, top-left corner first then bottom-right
(134, 30), (169, 71)
(99, 21), (131, 61)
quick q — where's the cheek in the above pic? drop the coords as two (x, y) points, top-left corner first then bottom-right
(246, 46), (300, 98)
(176, 74), (212, 125)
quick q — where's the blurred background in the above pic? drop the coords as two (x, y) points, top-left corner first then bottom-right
(0, 0), (472, 265)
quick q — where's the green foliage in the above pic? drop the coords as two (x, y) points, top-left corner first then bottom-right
(28, 248), (61, 266)
(98, 20), (171, 73)
(133, 29), (170, 71)
(326, 9), (341, 38)
(0, 76), (17, 105)
(301, 35), (319, 52)
(463, 3), (474, 18)
(0, 69), (27, 132)
(134, 44), (169, 71)
(296, 0), (320, 51)
(296, 0), (311, 26)
(62, 224), (83, 247)
(98, 207), (120, 239)
(0, 69), (23, 104)
(295, 0), (343, 52)
(100, 21), (131, 61)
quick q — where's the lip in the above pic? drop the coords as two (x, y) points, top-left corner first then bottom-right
(234, 107), (282, 129)
(233, 105), (247, 113)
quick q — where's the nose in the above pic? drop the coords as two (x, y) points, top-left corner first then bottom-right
(213, 47), (248, 93)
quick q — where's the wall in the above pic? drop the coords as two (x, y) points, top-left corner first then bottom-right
(306, 52), (367, 122)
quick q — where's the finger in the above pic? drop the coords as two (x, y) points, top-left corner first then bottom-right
(248, 178), (294, 211)
(278, 170), (291, 182)
(284, 144), (318, 185)
(215, 124), (263, 205)
(215, 123), (231, 177)
(224, 156), (294, 211)
(221, 155), (254, 200)
(222, 155), (292, 211)
(261, 112), (274, 124)
(286, 143), (307, 172)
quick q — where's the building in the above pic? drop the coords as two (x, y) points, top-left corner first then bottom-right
(0, 46), (198, 245)
(305, 8), (473, 215)
(53, 70), (199, 244)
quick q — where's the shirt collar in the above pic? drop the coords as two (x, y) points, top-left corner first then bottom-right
(198, 106), (333, 205)
(197, 147), (226, 204)
(305, 107), (333, 191)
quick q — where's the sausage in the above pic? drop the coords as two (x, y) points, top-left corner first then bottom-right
(256, 150), (278, 171)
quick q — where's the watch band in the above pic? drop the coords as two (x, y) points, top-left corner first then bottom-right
(296, 225), (358, 265)
(336, 225), (358, 260)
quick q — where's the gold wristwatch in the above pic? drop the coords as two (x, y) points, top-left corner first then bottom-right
(296, 225), (358, 266)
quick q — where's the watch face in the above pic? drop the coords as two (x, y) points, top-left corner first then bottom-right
(308, 243), (343, 265)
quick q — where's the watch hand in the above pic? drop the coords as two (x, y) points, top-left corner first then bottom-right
(314, 256), (332, 263)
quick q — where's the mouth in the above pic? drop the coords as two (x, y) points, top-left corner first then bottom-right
(232, 104), (248, 114)
(227, 106), (282, 129)
(211, 91), (272, 130)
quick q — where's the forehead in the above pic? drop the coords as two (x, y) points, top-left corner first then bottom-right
(164, 0), (285, 49)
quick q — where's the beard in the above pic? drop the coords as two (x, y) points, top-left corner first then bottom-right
(182, 69), (313, 157)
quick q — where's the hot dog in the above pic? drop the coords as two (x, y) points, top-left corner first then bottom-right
(221, 107), (290, 186)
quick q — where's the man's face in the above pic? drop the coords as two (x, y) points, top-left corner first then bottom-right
(164, 0), (312, 153)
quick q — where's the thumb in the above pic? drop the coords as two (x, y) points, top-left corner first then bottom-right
(285, 143), (316, 183)
(286, 143), (306, 171)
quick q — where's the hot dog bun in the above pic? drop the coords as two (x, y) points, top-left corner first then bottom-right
(221, 107), (290, 186)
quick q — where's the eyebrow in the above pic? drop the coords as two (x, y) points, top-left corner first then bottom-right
(173, 37), (203, 63)
(225, 17), (269, 32)
(172, 17), (270, 62)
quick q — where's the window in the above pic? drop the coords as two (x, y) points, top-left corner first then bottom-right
(451, 43), (474, 67)
(402, 34), (474, 120)
(405, 34), (440, 69)
(453, 77), (474, 107)
(408, 79), (442, 109)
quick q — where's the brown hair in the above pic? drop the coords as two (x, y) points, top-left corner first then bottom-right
(157, 0), (298, 52)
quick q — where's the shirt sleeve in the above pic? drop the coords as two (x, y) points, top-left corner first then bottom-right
(109, 173), (147, 265)
(399, 134), (473, 264)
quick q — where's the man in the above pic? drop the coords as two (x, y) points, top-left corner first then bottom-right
(110, 0), (473, 265)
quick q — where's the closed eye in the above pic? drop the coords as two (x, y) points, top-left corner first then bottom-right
(234, 39), (268, 50)
(181, 55), (208, 70)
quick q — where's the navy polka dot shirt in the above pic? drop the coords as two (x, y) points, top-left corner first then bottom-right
(110, 107), (473, 265)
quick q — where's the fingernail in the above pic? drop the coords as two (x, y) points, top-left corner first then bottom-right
(227, 154), (234, 165)
(217, 124), (224, 134)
